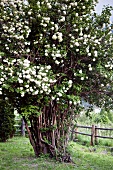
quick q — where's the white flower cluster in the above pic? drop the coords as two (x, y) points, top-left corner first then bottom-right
(105, 62), (113, 69)
(0, 0), (113, 107)
(54, 79), (73, 101)
(0, 0), (31, 54)
(52, 32), (63, 42)
(0, 58), (56, 97)
(51, 45), (67, 65)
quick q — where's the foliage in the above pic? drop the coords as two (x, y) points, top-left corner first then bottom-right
(0, 0), (113, 158)
(0, 0), (113, 109)
(77, 109), (113, 125)
(0, 98), (15, 142)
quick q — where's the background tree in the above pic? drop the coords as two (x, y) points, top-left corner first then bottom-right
(0, 0), (113, 160)
(0, 97), (15, 142)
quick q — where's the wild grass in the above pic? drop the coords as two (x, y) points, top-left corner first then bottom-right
(74, 134), (113, 147)
(0, 137), (113, 170)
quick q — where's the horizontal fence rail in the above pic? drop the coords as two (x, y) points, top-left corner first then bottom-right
(72, 125), (113, 145)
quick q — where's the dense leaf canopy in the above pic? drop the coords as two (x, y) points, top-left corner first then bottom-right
(0, 0), (113, 113)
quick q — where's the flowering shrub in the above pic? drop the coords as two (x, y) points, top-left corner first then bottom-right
(0, 0), (113, 159)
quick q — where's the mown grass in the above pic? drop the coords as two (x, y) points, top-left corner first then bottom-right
(68, 141), (113, 170)
(0, 137), (113, 170)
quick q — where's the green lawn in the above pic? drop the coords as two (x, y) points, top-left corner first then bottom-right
(0, 137), (113, 170)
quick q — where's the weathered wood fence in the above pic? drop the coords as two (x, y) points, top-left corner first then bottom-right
(72, 125), (113, 145)
(14, 118), (26, 136)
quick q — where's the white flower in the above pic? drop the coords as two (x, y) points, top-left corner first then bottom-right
(40, 90), (43, 94)
(43, 86), (48, 92)
(26, 48), (30, 53)
(95, 39), (99, 43)
(52, 34), (57, 40)
(35, 80), (41, 86)
(73, 101), (77, 105)
(28, 11), (32, 15)
(23, 59), (30, 67)
(84, 34), (87, 38)
(81, 77), (84, 80)
(37, 75), (41, 79)
(75, 42), (79, 46)
(41, 72), (46, 76)
(94, 51), (98, 57)
(18, 79), (23, 84)
(26, 74), (31, 79)
(43, 77), (48, 82)
(77, 100), (80, 104)
(29, 87), (33, 92)
(49, 79), (54, 83)
(55, 24), (58, 31)
(33, 90), (39, 95)
(88, 64), (91, 67)
(58, 37), (63, 42)
(45, 52), (48, 56)
(88, 53), (91, 56)
(75, 29), (79, 32)
(47, 3), (52, 8)
(20, 87), (23, 90)
(31, 70), (36, 75)
(18, 73), (22, 78)
(79, 31), (83, 36)
(93, 58), (96, 61)
(46, 65), (51, 69)
(101, 84), (104, 87)
(89, 67), (92, 71)
(52, 96), (55, 100)
(74, 2), (77, 6)
(79, 70), (82, 74)
(69, 101), (72, 104)
(51, 27), (54, 30)
(63, 11), (66, 15)
(68, 80), (73, 84)
(56, 53), (61, 58)
(21, 92), (25, 97)
(25, 85), (29, 88)
(55, 60), (60, 65)
(59, 16), (65, 22)
(76, 49), (79, 52)
(0, 78), (4, 82)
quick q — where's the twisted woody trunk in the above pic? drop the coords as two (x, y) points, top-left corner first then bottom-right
(23, 101), (71, 160)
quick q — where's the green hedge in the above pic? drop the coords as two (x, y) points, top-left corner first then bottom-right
(0, 99), (15, 142)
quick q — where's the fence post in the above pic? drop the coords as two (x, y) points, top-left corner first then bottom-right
(95, 126), (98, 144)
(91, 125), (95, 146)
(75, 126), (78, 139)
(71, 126), (78, 141)
(21, 118), (25, 136)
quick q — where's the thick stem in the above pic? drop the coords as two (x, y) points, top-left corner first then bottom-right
(23, 116), (39, 156)
(22, 102), (72, 160)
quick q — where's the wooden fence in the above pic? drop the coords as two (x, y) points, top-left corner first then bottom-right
(72, 125), (113, 145)
(14, 118), (26, 136)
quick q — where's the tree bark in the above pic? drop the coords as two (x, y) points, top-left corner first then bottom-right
(23, 101), (71, 160)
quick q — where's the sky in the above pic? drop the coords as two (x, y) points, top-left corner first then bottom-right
(95, 0), (113, 22)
